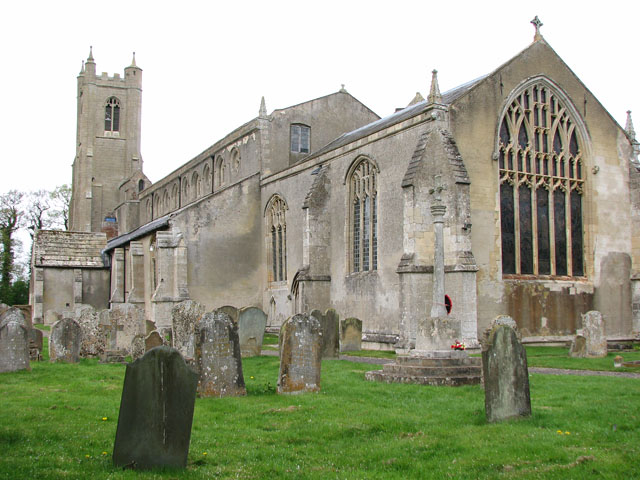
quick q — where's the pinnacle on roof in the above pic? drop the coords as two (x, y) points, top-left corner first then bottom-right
(130, 52), (137, 67)
(87, 46), (95, 63)
(80, 60), (85, 74)
(427, 70), (442, 104)
(408, 92), (425, 106)
(531, 16), (543, 42)
(259, 96), (267, 117)
(626, 110), (636, 140)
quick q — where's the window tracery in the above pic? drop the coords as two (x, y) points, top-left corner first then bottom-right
(348, 157), (378, 273)
(498, 81), (585, 277)
(104, 97), (120, 133)
(266, 195), (287, 282)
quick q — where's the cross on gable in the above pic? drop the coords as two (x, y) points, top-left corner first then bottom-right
(531, 16), (543, 41)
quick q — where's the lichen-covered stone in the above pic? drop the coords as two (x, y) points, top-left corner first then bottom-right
(50, 318), (82, 363)
(130, 334), (145, 361)
(172, 300), (205, 361)
(278, 314), (322, 394)
(581, 310), (607, 358)
(482, 319), (531, 423)
(340, 317), (362, 352)
(569, 335), (587, 358)
(217, 305), (239, 324)
(106, 304), (145, 354)
(113, 347), (198, 470)
(0, 317), (30, 373)
(77, 306), (107, 358)
(310, 308), (339, 358)
(195, 312), (246, 397)
(237, 307), (267, 357)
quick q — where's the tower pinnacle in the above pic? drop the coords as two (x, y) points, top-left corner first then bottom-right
(259, 96), (267, 117)
(427, 69), (442, 104)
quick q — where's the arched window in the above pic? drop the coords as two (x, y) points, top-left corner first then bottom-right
(182, 177), (190, 204)
(138, 179), (145, 192)
(192, 172), (201, 199)
(348, 157), (378, 272)
(215, 155), (225, 188)
(105, 97), (120, 133)
(498, 80), (585, 277)
(266, 195), (287, 282)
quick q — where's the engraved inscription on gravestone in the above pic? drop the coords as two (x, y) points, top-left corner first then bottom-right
(278, 314), (322, 394)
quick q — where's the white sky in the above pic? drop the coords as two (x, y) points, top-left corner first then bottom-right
(0, 0), (638, 195)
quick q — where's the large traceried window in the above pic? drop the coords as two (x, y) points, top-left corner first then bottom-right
(498, 80), (585, 277)
(105, 97), (120, 133)
(266, 195), (287, 282)
(348, 157), (378, 273)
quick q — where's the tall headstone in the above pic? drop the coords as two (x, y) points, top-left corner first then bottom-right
(0, 315), (30, 373)
(77, 306), (107, 358)
(278, 314), (323, 394)
(217, 305), (239, 324)
(49, 318), (82, 363)
(113, 347), (198, 470)
(310, 308), (339, 358)
(172, 300), (206, 361)
(581, 310), (608, 358)
(340, 317), (362, 352)
(482, 317), (531, 423)
(195, 312), (246, 397)
(237, 307), (267, 357)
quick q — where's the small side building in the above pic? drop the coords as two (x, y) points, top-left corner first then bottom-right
(30, 230), (110, 324)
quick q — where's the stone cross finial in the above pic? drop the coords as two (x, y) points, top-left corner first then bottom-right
(531, 16), (543, 41)
(427, 70), (442, 104)
(429, 174), (446, 205)
(626, 110), (636, 139)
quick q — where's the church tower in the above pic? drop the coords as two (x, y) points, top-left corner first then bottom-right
(70, 48), (144, 232)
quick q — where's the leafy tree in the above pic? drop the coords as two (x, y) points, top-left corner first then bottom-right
(0, 190), (24, 304)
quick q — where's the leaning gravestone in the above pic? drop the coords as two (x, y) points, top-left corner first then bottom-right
(195, 311), (246, 397)
(237, 307), (267, 357)
(50, 318), (82, 363)
(310, 308), (339, 358)
(569, 335), (587, 358)
(0, 315), (30, 373)
(278, 314), (323, 394)
(217, 305), (239, 324)
(172, 300), (206, 362)
(77, 307), (107, 358)
(581, 310), (608, 358)
(340, 317), (362, 352)
(113, 347), (198, 470)
(482, 317), (531, 423)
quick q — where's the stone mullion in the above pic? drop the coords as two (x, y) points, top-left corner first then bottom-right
(565, 185), (573, 277)
(514, 173), (521, 274)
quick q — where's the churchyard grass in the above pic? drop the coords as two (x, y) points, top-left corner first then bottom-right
(1, 349), (639, 479)
(526, 346), (640, 372)
(341, 349), (396, 359)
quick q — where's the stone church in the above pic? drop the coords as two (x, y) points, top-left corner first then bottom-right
(31, 21), (640, 349)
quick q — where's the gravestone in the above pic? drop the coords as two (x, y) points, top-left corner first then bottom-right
(195, 312), (246, 397)
(109, 304), (145, 353)
(278, 314), (323, 394)
(29, 328), (43, 361)
(145, 331), (164, 351)
(172, 300), (206, 361)
(217, 305), (239, 324)
(77, 307), (107, 358)
(237, 307), (267, 357)
(49, 318), (82, 363)
(44, 309), (62, 326)
(310, 308), (339, 358)
(482, 317), (531, 423)
(569, 335), (587, 358)
(0, 316), (30, 373)
(340, 317), (362, 352)
(581, 310), (607, 358)
(130, 335), (145, 361)
(113, 347), (198, 470)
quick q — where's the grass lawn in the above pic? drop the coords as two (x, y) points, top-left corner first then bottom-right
(0, 343), (639, 479)
(525, 346), (640, 372)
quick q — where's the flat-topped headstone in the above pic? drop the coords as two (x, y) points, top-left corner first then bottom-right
(113, 347), (198, 470)
(0, 317), (30, 373)
(29, 328), (43, 361)
(49, 318), (81, 363)
(340, 317), (362, 352)
(217, 305), (239, 324)
(109, 304), (145, 353)
(311, 308), (339, 358)
(482, 317), (531, 423)
(77, 307), (107, 358)
(145, 331), (164, 351)
(172, 300), (206, 361)
(130, 335), (145, 361)
(195, 311), (246, 397)
(278, 314), (323, 394)
(581, 310), (607, 358)
(237, 307), (267, 357)
(569, 334), (587, 358)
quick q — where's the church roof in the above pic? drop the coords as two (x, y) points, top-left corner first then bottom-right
(33, 230), (107, 268)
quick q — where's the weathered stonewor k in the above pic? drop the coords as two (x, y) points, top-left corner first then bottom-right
(0, 309), (30, 373)
(195, 311), (246, 397)
(278, 313), (323, 394)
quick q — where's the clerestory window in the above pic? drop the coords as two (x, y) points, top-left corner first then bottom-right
(498, 81), (585, 277)
(266, 195), (287, 282)
(105, 97), (120, 133)
(290, 124), (310, 154)
(348, 157), (378, 273)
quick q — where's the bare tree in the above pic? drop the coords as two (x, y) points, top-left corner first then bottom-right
(50, 184), (71, 230)
(25, 189), (51, 239)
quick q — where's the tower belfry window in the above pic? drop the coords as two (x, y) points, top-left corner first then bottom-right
(498, 81), (585, 277)
(105, 97), (121, 133)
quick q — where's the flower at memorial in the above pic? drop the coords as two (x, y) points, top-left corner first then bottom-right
(450, 341), (466, 351)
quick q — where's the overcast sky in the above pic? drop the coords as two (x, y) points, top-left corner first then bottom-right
(1, 0), (638, 195)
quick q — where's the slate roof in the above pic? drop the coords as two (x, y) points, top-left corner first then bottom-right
(33, 230), (107, 268)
